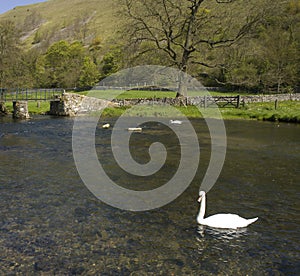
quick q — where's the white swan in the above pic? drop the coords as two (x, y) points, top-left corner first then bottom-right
(197, 191), (258, 229)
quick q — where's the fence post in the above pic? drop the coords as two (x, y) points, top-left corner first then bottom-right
(237, 95), (241, 108)
(204, 95), (207, 108)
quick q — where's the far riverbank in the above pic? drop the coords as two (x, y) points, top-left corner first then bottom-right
(99, 100), (300, 123)
(1, 93), (299, 123)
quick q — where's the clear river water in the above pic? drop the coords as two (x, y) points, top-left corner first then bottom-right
(0, 116), (299, 275)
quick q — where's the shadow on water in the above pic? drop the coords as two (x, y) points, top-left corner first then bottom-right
(0, 116), (299, 274)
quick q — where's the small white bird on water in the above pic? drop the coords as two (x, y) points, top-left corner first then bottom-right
(197, 191), (258, 229)
(102, 123), (110, 129)
(170, 119), (182, 125)
(127, 127), (142, 132)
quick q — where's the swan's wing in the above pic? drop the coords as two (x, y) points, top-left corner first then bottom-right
(202, 213), (256, 229)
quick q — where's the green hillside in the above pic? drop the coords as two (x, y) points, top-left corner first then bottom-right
(0, 0), (120, 49)
(0, 0), (299, 92)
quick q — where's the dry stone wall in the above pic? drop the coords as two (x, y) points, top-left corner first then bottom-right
(112, 97), (189, 106)
(240, 93), (300, 103)
(49, 92), (300, 116)
(112, 93), (300, 107)
(49, 92), (116, 116)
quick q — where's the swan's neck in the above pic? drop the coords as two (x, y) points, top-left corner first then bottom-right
(198, 194), (206, 221)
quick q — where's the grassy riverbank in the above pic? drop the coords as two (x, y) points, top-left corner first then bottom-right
(99, 100), (300, 123)
(2, 92), (299, 123)
(220, 101), (300, 123)
(4, 101), (50, 115)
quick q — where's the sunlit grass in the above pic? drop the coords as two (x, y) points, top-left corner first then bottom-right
(84, 89), (247, 99)
(2, 91), (299, 123)
(220, 101), (300, 122)
(4, 101), (50, 115)
(86, 89), (177, 100)
(100, 100), (300, 122)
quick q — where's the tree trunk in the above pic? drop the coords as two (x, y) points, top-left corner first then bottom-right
(176, 51), (189, 98)
(176, 69), (188, 97)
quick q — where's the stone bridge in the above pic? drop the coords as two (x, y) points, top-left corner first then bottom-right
(48, 92), (117, 116)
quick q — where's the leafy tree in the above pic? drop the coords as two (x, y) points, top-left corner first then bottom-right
(65, 41), (86, 87)
(0, 20), (22, 88)
(40, 40), (101, 88)
(260, 26), (299, 92)
(35, 55), (48, 87)
(78, 56), (99, 88)
(210, 0), (300, 92)
(100, 49), (121, 79)
(12, 51), (36, 88)
(259, 0), (300, 92)
(43, 40), (70, 87)
(209, 32), (270, 92)
(122, 0), (270, 96)
(43, 40), (86, 88)
(89, 36), (102, 64)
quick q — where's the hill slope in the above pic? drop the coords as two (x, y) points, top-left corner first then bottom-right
(0, 0), (121, 49)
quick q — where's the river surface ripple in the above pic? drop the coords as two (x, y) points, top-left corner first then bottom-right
(0, 116), (299, 275)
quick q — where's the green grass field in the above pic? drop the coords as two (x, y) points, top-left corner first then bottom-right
(220, 101), (300, 123)
(2, 90), (299, 123)
(85, 89), (246, 99)
(4, 101), (50, 115)
(84, 89), (177, 99)
(100, 101), (300, 123)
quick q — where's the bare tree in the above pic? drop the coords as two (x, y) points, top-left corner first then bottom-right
(123, 0), (269, 96)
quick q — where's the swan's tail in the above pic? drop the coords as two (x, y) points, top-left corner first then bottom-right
(247, 217), (258, 226)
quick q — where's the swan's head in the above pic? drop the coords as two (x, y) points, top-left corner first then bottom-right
(198, 191), (206, 202)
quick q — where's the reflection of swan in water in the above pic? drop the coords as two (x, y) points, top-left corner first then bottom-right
(195, 225), (248, 259)
(197, 191), (258, 229)
(197, 224), (248, 239)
